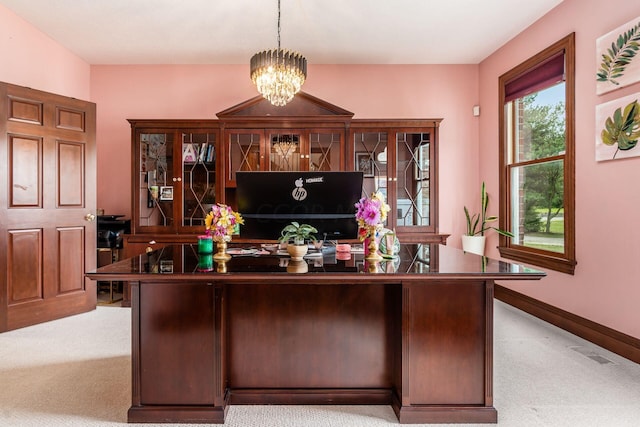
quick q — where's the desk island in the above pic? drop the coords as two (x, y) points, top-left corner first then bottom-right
(87, 243), (544, 424)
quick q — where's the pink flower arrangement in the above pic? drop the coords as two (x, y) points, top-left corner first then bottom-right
(354, 191), (390, 241)
(205, 203), (244, 240)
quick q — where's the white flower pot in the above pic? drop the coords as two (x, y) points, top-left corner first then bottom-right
(287, 244), (308, 261)
(462, 235), (486, 256)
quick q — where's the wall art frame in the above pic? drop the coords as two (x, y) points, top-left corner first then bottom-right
(595, 91), (640, 161)
(596, 16), (640, 95)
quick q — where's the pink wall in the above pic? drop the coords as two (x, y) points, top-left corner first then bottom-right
(479, 0), (640, 338)
(4, 0), (639, 340)
(0, 5), (90, 99)
(90, 64), (480, 237)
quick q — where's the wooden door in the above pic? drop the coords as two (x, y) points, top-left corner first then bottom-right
(0, 82), (97, 332)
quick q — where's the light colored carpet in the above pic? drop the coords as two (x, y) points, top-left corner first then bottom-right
(0, 300), (639, 426)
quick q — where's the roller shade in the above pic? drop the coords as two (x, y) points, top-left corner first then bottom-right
(504, 51), (565, 103)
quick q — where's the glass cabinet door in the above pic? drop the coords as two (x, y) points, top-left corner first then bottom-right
(226, 130), (343, 183)
(395, 132), (432, 230)
(181, 132), (216, 229)
(138, 132), (174, 231)
(353, 130), (436, 236)
(353, 131), (389, 200)
(268, 131), (302, 171)
(227, 131), (263, 185)
(309, 132), (341, 171)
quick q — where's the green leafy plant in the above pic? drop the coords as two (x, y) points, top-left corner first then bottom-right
(464, 182), (514, 237)
(278, 222), (318, 245)
(597, 22), (640, 86)
(601, 100), (640, 158)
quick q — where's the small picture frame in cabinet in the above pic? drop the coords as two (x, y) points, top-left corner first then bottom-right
(160, 186), (174, 201)
(355, 152), (375, 177)
(160, 260), (173, 273)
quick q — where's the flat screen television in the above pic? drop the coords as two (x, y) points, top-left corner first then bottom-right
(236, 171), (363, 241)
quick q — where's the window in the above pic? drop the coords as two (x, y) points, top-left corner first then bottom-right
(498, 33), (576, 274)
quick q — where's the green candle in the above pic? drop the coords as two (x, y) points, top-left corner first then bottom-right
(198, 235), (213, 254)
(197, 254), (213, 271)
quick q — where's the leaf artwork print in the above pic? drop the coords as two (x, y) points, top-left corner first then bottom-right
(596, 18), (640, 95)
(597, 22), (640, 86)
(600, 99), (640, 159)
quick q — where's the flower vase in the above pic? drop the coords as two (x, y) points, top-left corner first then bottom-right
(216, 260), (227, 273)
(365, 260), (380, 273)
(213, 236), (231, 261)
(364, 235), (383, 262)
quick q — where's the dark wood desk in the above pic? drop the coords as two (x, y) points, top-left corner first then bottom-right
(87, 243), (544, 424)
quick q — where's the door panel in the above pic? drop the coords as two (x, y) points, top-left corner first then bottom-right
(8, 96), (43, 124)
(1, 82), (96, 332)
(9, 135), (42, 207)
(56, 106), (85, 132)
(7, 229), (43, 303)
(57, 141), (84, 206)
(57, 227), (85, 294)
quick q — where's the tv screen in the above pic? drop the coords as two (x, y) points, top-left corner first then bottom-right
(236, 171), (363, 241)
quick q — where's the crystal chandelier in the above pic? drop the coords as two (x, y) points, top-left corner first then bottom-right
(250, 0), (307, 106)
(272, 134), (299, 158)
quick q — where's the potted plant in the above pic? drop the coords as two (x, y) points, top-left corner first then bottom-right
(463, 182), (514, 255)
(278, 222), (318, 260)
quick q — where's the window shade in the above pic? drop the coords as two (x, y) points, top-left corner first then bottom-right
(504, 52), (565, 103)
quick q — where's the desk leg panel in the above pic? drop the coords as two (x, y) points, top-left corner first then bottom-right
(397, 280), (496, 423)
(129, 281), (227, 423)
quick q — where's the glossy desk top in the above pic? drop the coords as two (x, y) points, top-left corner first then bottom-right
(88, 243), (545, 281)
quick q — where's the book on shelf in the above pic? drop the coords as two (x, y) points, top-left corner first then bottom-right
(182, 143), (196, 163)
(198, 143), (207, 163)
(206, 144), (215, 163)
(184, 142), (215, 164)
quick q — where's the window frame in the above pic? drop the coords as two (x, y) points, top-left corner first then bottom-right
(498, 33), (576, 275)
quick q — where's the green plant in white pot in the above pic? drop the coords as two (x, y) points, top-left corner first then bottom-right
(279, 222), (318, 260)
(463, 182), (514, 255)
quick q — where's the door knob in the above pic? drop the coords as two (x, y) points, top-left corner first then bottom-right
(85, 213), (96, 222)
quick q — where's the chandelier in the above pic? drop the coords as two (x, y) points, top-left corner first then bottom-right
(272, 134), (299, 158)
(250, 0), (307, 106)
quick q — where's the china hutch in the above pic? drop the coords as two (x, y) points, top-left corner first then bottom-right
(125, 92), (446, 257)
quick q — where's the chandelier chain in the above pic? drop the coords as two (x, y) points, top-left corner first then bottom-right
(277, 0), (281, 50)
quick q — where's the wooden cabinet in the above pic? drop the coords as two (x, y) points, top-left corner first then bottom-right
(217, 92), (352, 207)
(127, 93), (447, 251)
(350, 121), (441, 241)
(129, 120), (221, 235)
(224, 128), (344, 187)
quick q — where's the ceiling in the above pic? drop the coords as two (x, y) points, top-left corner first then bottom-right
(0, 0), (563, 65)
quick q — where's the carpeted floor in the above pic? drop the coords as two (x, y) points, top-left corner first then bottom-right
(0, 300), (639, 426)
